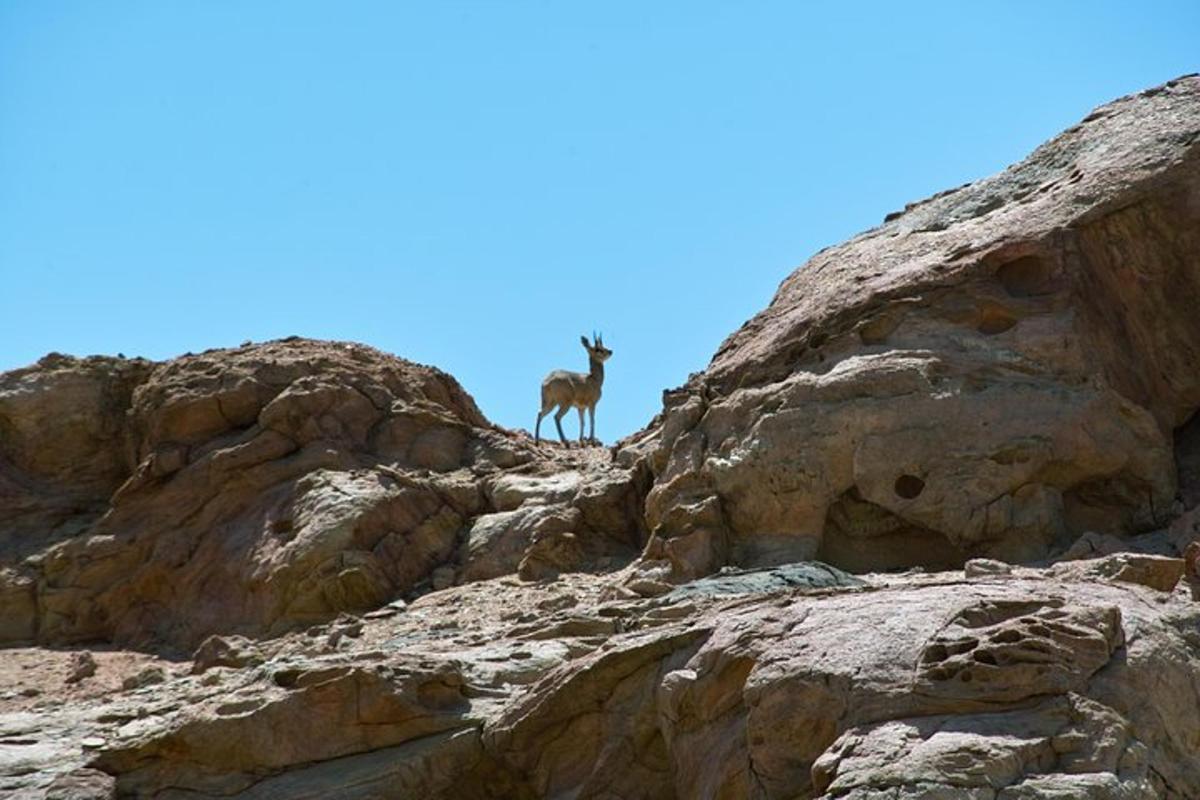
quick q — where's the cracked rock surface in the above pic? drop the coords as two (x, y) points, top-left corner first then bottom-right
(628, 74), (1200, 579)
(4, 76), (1200, 798)
(2, 559), (1198, 798)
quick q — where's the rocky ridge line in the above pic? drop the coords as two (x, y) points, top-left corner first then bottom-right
(3, 76), (1200, 798)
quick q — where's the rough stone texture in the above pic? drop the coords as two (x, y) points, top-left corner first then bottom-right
(190, 635), (264, 675)
(3, 561), (1199, 799)
(0, 338), (646, 649)
(628, 75), (1200, 578)
(4, 77), (1200, 800)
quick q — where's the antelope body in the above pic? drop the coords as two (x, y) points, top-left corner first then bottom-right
(536, 334), (612, 446)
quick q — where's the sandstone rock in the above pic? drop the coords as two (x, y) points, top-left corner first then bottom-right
(4, 78), (1200, 800)
(517, 529), (584, 581)
(430, 565), (457, 591)
(636, 75), (1200, 578)
(191, 635), (264, 674)
(1168, 503), (1200, 552)
(811, 695), (1157, 799)
(462, 505), (582, 583)
(1, 561), (1197, 798)
(1053, 552), (1186, 592)
(121, 666), (167, 691)
(964, 557), (1013, 577)
(0, 568), (36, 642)
(94, 657), (478, 797)
(65, 652), (98, 684)
(488, 471), (582, 511)
(44, 768), (117, 799)
(1185, 540), (1200, 600)
(664, 561), (861, 600)
(1056, 530), (1130, 561)
(0, 339), (648, 649)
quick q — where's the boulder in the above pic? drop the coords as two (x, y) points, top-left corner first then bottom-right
(191, 635), (265, 674)
(634, 75), (1200, 577)
(0, 339), (650, 648)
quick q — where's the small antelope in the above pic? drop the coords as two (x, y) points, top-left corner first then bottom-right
(536, 333), (613, 446)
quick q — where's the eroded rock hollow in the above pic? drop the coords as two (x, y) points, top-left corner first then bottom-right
(629, 74), (1200, 579)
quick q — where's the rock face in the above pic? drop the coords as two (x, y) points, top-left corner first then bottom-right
(4, 559), (1199, 799)
(630, 75), (1200, 578)
(0, 339), (646, 649)
(4, 77), (1200, 800)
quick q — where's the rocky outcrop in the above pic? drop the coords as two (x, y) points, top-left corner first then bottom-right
(3, 557), (1199, 799)
(629, 75), (1200, 578)
(5, 77), (1200, 800)
(0, 339), (647, 649)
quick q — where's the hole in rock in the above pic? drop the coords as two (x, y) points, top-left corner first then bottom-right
(996, 255), (1057, 297)
(1063, 474), (1151, 537)
(894, 475), (926, 499)
(922, 644), (948, 664)
(272, 669), (301, 688)
(972, 650), (999, 666)
(819, 486), (966, 573)
(992, 629), (1022, 644)
(976, 305), (1018, 335)
(947, 638), (979, 655)
(1174, 409), (1200, 509)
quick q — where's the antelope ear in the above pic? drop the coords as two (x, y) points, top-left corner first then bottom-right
(580, 335), (590, 348)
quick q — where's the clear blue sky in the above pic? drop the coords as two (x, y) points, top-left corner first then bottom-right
(2, 3), (1197, 441)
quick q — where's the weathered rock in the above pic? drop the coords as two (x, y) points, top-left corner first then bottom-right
(121, 666), (167, 691)
(518, 530), (584, 581)
(462, 506), (583, 583)
(4, 77), (1200, 800)
(1, 559), (1198, 798)
(1056, 530), (1131, 561)
(811, 695), (1157, 799)
(65, 652), (98, 684)
(1185, 540), (1200, 600)
(191, 635), (264, 674)
(43, 768), (117, 800)
(964, 557), (1013, 577)
(0, 354), (153, 546)
(0, 568), (37, 642)
(633, 75), (1200, 578)
(1, 339), (647, 649)
(94, 657), (478, 797)
(1052, 552), (1186, 593)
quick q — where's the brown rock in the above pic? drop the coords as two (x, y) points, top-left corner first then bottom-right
(65, 651), (98, 684)
(461, 505), (582, 583)
(636, 75), (1200, 577)
(0, 339), (649, 649)
(964, 557), (1013, 577)
(5, 77), (1200, 800)
(1054, 552), (1186, 593)
(191, 635), (264, 674)
(518, 530), (584, 581)
(1181, 540), (1200, 600)
(121, 665), (167, 690)
(44, 768), (117, 799)
(0, 567), (36, 641)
